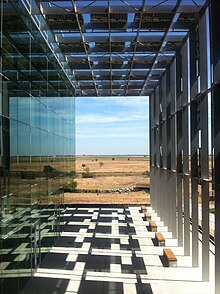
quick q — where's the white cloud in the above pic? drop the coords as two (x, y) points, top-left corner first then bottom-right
(77, 132), (148, 139)
(76, 96), (149, 108)
(76, 113), (148, 124)
(77, 124), (149, 139)
(75, 96), (150, 155)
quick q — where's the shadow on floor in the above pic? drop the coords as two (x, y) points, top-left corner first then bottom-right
(21, 277), (69, 294)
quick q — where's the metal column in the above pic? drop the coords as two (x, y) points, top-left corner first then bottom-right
(170, 59), (179, 242)
(199, 9), (210, 281)
(182, 41), (190, 255)
(176, 50), (185, 248)
(190, 27), (199, 267)
(210, 0), (220, 293)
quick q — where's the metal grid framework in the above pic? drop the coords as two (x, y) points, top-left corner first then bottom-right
(149, 2), (220, 294)
(1, 0), (209, 97)
(2, 0), (220, 293)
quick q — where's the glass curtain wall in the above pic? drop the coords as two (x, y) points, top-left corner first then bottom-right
(0, 0), (75, 293)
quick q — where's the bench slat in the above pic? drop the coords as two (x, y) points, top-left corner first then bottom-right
(149, 221), (157, 228)
(155, 232), (165, 242)
(149, 220), (157, 232)
(163, 248), (177, 261)
(144, 212), (151, 220)
(141, 206), (147, 212)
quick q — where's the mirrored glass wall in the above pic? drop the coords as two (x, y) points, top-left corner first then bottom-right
(0, 0), (75, 293)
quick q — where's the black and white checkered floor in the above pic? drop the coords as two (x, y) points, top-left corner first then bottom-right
(22, 206), (215, 294)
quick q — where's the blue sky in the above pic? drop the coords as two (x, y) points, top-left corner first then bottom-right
(75, 96), (149, 155)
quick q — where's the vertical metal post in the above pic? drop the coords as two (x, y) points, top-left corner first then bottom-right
(162, 74), (168, 227)
(190, 27), (199, 266)
(155, 86), (160, 215)
(176, 50), (184, 247)
(158, 80), (164, 222)
(182, 40), (190, 255)
(210, 0), (220, 293)
(199, 9), (210, 282)
(149, 93), (154, 205)
(170, 59), (178, 241)
(150, 91), (156, 209)
(166, 65), (177, 237)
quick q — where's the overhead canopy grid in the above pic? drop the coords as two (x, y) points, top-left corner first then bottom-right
(3, 0), (208, 97)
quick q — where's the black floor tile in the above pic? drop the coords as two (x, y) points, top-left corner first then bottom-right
(21, 277), (69, 294)
(119, 226), (136, 235)
(120, 239), (140, 251)
(78, 280), (123, 294)
(54, 236), (76, 247)
(92, 225), (112, 234)
(136, 283), (153, 294)
(40, 252), (75, 270)
(77, 254), (121, 272)
(63, 224), (89, 232)
(90, 237), (111, 249)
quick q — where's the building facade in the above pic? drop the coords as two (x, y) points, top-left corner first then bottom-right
(0, 1), (75, 293)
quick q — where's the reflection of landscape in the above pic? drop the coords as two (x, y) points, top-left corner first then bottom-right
(9, 156), (76, 206)
(1, 95), (75, 293)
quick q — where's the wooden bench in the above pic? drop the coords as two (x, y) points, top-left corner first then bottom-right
(144, 212), (151, 221)
(155, 232), (165, 246)
(141, 206), (147, 213)
(163, 248), (177, 267)
(149, 220), (157, 232)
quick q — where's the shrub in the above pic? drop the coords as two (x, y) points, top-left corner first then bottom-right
(210, 208), (215, 214)
(99, 161), (104, 168)
(142, 170), (150, 176)
(43, 165), (58, 179)
(69, 171), (76, 176)
(82, 172), (94, 178)
(20, 171), (36, 179)
(82, 164), (86, 167)
(64, 180), (77, 192)
(43, 165), (54, 173)
(112, 158), (115, 161)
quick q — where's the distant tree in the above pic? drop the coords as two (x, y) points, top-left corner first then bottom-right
(43, 165), (56, 179)
(112, 158), (115, 161)
(82, 164), (86, 168)
(43, 165), (54, 173)
(99, 161), (104, 168)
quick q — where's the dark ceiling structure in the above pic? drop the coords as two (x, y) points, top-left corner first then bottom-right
(3, 0), (208, 97)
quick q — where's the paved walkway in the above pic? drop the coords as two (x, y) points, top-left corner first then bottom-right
(22, 206), (215, 294)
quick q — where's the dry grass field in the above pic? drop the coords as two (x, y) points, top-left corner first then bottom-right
(76, 176), (150, 190)
(75, 156), (150, 189)
(64, 155), (150, 205)
(64, 191), (150, 205)
(76, 155), (150, 175)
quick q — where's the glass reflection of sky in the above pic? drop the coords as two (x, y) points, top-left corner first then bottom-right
(9, 96), (75, 157)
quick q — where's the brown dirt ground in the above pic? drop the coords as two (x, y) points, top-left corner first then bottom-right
(64, 191), (150, 205)
(76, 176), (150, 190)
